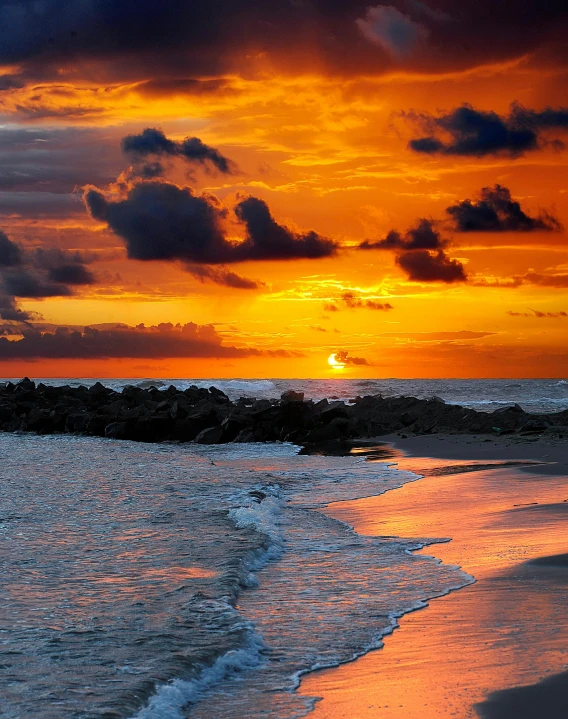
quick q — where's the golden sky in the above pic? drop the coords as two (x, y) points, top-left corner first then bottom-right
(0, 0), (567, 377)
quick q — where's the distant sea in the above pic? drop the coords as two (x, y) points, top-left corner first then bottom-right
(5, 377), (568, 413)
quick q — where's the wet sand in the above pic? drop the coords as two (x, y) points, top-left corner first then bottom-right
(299, 434), (568, 719)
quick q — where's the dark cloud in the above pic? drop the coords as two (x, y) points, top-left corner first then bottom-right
(84, 181), (229, 263)
(396, 250), (467, 283)
(234, 196), (337, 261)
(335, 350), (368, 366)
(186, 265), (264, 290)
(0, 231), (23, 267)
(0, 229), (97, 319)
(121, 128), (235, 174)
(47, 264), (96, 285)
(0, 296), (36, 322)
(360, 218), (445, 250)
(0, 0), (567, 85)
(139, 77), (233, 97)
(0, 322), (268, 360)
(341, 291), (394, 310)
(84, 180), (336, 265)
(447, 185), (562, 232)
(508, 309), (567, 317)
(2, 271), (73, 299)
(408, 104), (568, 157)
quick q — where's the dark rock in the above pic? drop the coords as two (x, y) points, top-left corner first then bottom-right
(0, 404), (14, 423)
(220, 417), (243, 442)
(17, 377), (35, 391)
(209, 386), (230, 402)
(521, 419), (549, 433)
(88, 381), (108, 396)
(493, 403), (525, 414)
(121, 385), (142, 398)
(234, 427), (257, 442)
(195, 426), (224, 444)
(66, 413), (90, 433)
(105, 422), (129, 440)
(305, 420), (346, 443)
(318, 401), (348, 424)
(430, 395), (446, 404)
(281, 390), (304, 403)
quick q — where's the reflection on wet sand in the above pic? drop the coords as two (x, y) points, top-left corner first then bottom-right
(300, 455), (568, 719)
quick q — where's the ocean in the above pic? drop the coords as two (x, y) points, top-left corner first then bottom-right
(1, 378), (567, 718)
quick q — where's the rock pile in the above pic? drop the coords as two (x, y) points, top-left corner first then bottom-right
(0, 378), (565, 445)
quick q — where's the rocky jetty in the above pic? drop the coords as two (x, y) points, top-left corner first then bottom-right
(0, 378), (565, 446)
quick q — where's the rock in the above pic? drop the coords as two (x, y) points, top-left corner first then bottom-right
(66, 413), (90, 433)
(318, 401), (348, 424)
(195, 426), (224, 444)
(0, 404), (14, 423)
(209, 386), (230, 402)
(121, 385), (141, 398)
(521, 419), (549, 433)
(88, 381), (108, 396)
(105, 422), (129, 440)
(17, 377), (35, 391)
(430, 395), (446, 404)
(234, 427), (257, 442)
(305, 419), (347, 442)
(281, 390), (304, 403)
(493, 403), (525, 414)
(220, 417), (243, 442)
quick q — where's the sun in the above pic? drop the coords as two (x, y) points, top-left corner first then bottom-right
(328, 353), (346, 369)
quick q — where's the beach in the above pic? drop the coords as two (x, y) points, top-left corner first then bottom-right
(299, 433), (568, 718)
(1, 379), (568, 718)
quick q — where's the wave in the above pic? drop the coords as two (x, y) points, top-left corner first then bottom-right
(131, 618), (266, 719)
(129, 482), (285, 719)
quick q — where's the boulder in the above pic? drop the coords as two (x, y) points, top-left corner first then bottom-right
(105, 422), (129, 440)
(88, 381), (108, 396)
(220, 417), (243, 442)
(521, 419), (549, 433)
(318, 401), (348, 424)
(195, 426), (224, 444)
(281, 390), (304, 403)
(493, 403), (525, 414)
(66, 413), (90, 433)
(209, 386), (230, 402)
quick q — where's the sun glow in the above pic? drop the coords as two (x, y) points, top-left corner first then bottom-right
(328, 353), (346, 369)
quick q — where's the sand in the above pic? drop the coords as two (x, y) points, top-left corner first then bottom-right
(298, 434), (568, 719)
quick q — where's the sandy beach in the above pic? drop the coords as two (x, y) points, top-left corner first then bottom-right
(299, 434), (568, 718)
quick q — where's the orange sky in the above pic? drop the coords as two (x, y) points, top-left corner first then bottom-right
(0, 1), (567, 377)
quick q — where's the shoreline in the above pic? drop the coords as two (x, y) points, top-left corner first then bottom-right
(299, 433), (568, 718)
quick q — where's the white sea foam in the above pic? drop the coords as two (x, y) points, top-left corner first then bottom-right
(130, 622), (266, 719)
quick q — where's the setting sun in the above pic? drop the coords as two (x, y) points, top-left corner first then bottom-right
(328, 353), (346, 369)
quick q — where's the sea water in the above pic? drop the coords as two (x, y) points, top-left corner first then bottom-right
(0, 434), (471, 719)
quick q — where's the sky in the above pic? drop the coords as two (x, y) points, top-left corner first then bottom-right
(0, 0), (567, 378)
